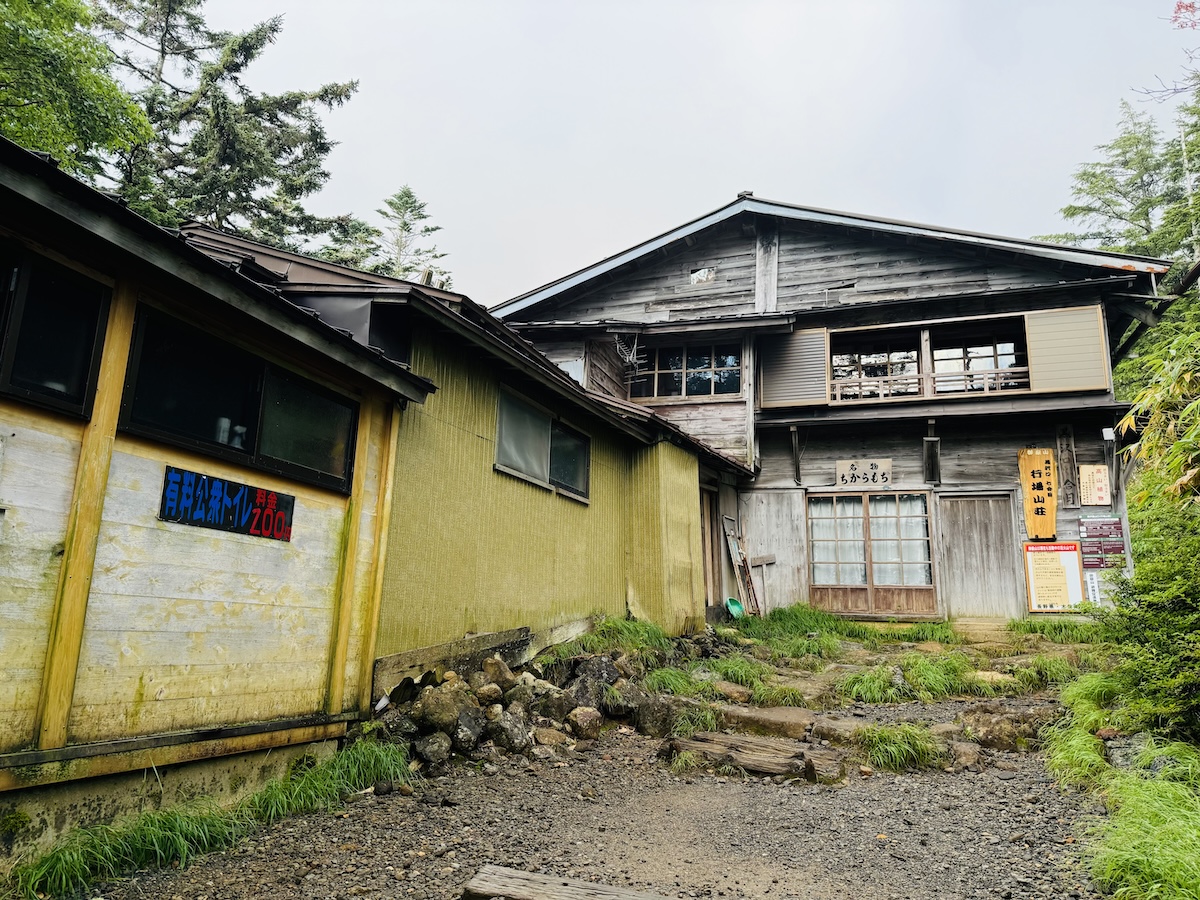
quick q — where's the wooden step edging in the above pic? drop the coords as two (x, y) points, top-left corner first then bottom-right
(462, 864), (673, 900)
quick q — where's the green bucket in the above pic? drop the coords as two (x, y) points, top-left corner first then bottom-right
(724, 597), (745, 619)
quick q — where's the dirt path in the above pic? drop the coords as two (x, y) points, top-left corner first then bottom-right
(98, 722), (1104, 900)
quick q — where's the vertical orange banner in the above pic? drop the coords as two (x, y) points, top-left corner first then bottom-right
(1018, 448), (1058, 541)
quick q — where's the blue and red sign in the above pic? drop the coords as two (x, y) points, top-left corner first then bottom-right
(158, 465), (295, 542)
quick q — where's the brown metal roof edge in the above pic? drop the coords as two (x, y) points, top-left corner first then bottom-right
(0, 137), (435, 403)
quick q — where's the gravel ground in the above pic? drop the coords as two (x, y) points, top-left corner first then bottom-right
(98, 716), (1105, 900)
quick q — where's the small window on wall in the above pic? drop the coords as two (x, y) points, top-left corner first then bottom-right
(123, 307), (358, 491)
(629, 343), (741, 399)
(495, 391), (590, 498)
(0, 244), (110, 417)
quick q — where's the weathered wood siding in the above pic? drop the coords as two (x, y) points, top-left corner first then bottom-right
(0, 405), (81, 753)
(775, 224), (1074, 310)
(1027, 306), (1110, 393)
(936, 495), (1025, 619)
(66, 439), (353, 743)
(545, 226), (756, 321)
(536, 340), (586, 384)
(377, 327), (707, 655)
(585, 338), (627, 398)
(737, 490), (807, 615)
(642, 399), (749, 464)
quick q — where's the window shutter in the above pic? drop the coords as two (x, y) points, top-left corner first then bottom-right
(759, 328), (828, 407)
(1025, 306), (1109, 393)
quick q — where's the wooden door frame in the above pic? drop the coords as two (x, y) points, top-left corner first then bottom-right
(699, 486), (721, 607)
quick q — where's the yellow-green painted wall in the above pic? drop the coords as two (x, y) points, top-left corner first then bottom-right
(376, 326), (706, 655)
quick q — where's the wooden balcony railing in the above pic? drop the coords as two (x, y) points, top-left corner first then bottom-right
(830, 367), (1031, 402)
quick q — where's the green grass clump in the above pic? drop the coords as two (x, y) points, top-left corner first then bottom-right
(882, 621), (964, 645)
(838, 652), (994, 704)
(855, 723), (944, 772)
(1043, 717), (1110, 788)
(1013, 654), (1080, 692)
(669, 750), (704, 775)
(644, 666), (723, 701)
(1007, 615), (1102, 644)
(13, 739), (412, 898)
(536, 615), (673, 668)
(1134, 739), (1200, 791)
(706, 654), (773, 687)
(749, 683), (807, 707)
(671, 706), (720, 738)
(769, 632), (843, 661)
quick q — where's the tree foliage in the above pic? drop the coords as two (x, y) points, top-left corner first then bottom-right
(315, 186), (451, 286)
(94, 0), (356, 244)
(0, 0), (150, 173)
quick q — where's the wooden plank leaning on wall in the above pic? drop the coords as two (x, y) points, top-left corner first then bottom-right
(33, 279), (137, 750)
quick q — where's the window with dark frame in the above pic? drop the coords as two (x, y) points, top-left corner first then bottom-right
(122, 307), (359, 492)
(0, 243), (110, 417)
(495, 391), (590, 498)
(629, 343), (742, 399)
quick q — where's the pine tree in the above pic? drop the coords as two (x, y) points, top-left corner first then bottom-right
(93, 0), (355, 244)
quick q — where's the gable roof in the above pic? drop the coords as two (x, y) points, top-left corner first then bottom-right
(494, 194), (1174, 319)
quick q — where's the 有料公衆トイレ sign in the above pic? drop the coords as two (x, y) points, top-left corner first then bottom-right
(158, 465), (295, 542)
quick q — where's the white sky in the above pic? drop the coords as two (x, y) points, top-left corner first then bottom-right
(204, 0), (1195, 306)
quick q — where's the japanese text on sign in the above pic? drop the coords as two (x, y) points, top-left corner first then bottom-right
(1024, 542), (1085, 613)
(835, 459), (892, 487)
(1079, 465), (1111, 507)
(1018, 448), (1058, 541)
(158, 465), (295, 542)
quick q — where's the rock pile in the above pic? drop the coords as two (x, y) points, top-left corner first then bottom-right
(368, 651), (679, 768)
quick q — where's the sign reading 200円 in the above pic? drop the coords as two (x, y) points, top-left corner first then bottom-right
(158, 465), (296, 542)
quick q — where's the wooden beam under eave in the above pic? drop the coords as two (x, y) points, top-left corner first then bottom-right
(325, 399), (376, 715)
(1113, 298), (1161, 327)
(34, 279), (138, 750)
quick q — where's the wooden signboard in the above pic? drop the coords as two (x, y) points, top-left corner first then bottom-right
(1024, 542), (1085, 612)
(1079, 464), (1112, 507)
(835, 458), (892, 488)
(1018, 448), (1057, 540)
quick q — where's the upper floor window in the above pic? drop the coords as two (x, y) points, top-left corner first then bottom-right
(122, 307), (358, 492)
(830, 321), (1029, 402)
(495, 390), (590, 499)
(629, 343), (742, 400)
(0, 243), (110, 417)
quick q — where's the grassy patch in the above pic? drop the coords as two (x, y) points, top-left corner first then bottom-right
(706, 654), (773, 687)
(838, 652), (995, 704)
(12, 739), (412, 899)
(644, 666), (723, 701)
(855, 723), (944, 772)
(1012, 654), (1080, 692)
(749, 683), (807, 707)
(536, 615), (673, 667)
(1007, 615), (1102, 645)
(669, 750), (704, 775)
(671, 706), (720, 738)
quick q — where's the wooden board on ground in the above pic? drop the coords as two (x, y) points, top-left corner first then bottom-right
(669, 731), (845, 781)
(462, 864), (672, 900)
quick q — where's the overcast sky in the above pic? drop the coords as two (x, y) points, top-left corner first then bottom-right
(205, 1), (1194, 306)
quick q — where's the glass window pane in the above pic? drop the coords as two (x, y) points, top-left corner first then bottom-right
(629, 374), (652, 398)
(841, 540), (865, 563)
(810, 518), (835, 541)
(903, 563), (933, 586)
(713, 369), (741, 394)
(900, 516), (928, 539)
(9, 259), (106, 405)
(259, 370), (356, 479)
(873, 563), (901, 585)
(837, 516), (863, 540)
(835, 496), (863, 517)
(872, 516), (898, 539)
(686, 370), (713, 396)
(869, 495), (896, 517)
(899, 494), (927, 516)
(901, 540), (931, 563)
(496, 393), (550, 482)
(657, 371), (683, 396)
(128, 311), (260, 453)
(812, 541), (838, 562)
(714, 344), (741, 368)
(809, 497), (834, 518)
(873, 540), (901, 563)
(550, 424), (589, 496)
(813, 564), (838, 584)
(687, 348), (712, 370)
(659, 347), (684, 370)
(841, 564), (867, 585)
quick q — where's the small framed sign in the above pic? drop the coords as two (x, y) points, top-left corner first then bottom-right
(159, 465), (295, 542)
(1024, 541), (1085, 612)
(1079, 464), (1112, 507)
(835, 458), (892, 487)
